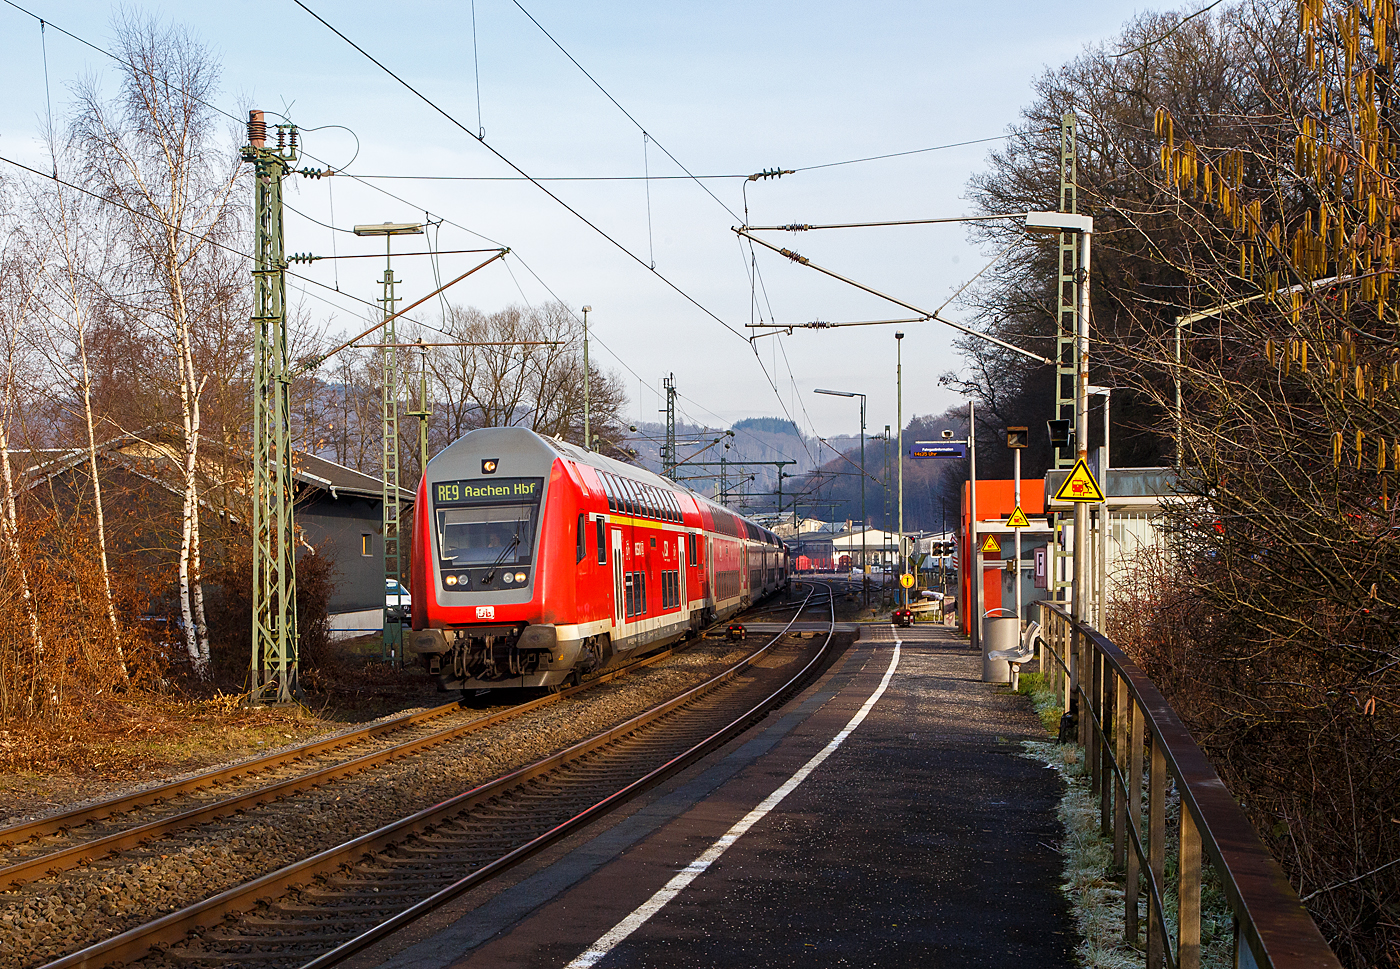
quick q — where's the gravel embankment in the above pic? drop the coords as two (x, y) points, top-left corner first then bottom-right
(0, 640), (758, 969)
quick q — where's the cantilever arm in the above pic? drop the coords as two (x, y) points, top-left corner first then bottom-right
(732, 228), (1053, 367)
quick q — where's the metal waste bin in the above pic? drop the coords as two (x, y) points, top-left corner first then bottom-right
(983, 612), (1017, 683)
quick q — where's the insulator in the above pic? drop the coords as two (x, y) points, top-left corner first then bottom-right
(288, 252), (319, 264)
(277, 127), (286, 151)
(290, 127), (299, 152)
(247, 110), (266, 148)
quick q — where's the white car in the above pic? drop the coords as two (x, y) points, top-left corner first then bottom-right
(386, 578), (411, 620)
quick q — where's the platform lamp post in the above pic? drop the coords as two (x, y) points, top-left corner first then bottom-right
(1026, 211), (1092, 664)
(815, 388), (867, 608)
(582, 305), (592, 449)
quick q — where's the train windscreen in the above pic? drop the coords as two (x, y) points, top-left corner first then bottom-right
(433, 476), (544, 566)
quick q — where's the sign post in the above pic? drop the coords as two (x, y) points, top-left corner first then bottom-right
(1007, 426), (1028, 626)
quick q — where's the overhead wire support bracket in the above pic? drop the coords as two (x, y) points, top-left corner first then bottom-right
(294, 248), (509, 375)
(732, 227), (1054, 367)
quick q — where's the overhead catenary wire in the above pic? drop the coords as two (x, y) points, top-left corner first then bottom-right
(733, 227), (1054, 366)
(5, 0), (880, 476)
(291, 1), (751, 343)
(0, 3), (783, 471)
(289, 1), (823, 464)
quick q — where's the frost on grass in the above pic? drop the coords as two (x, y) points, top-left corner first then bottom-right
(1025, 740), (1141, 969)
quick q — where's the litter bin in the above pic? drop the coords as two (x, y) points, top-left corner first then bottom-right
(983, 610), (1017, 683)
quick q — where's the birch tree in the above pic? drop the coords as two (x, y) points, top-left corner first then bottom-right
(0, 198), (47, 710)
(26, 151), (131, 680)
(72, 14), (240, 675)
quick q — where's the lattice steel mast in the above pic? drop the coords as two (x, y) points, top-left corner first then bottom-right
(1054, 112), (1079, 470)
(243, 111), (299, 704)
(661, 373), (677, 478)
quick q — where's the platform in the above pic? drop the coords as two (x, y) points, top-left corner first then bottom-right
(361, 623), (1075, 969)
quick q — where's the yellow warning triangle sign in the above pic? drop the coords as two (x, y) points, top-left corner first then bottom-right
(1007, 506), (1031, 528)
(1053, 458), (1106, 503)
(979, 533), (1001, 554)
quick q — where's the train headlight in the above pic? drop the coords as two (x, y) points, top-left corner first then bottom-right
(445, 574), (458, 586)
(503, 573), (514, 584)
(514, 572), (527, 583)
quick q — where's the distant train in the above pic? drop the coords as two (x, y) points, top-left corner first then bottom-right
(409, 427), (789, 691)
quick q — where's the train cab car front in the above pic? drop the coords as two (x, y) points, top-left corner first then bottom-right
(411, 428), (593, 691)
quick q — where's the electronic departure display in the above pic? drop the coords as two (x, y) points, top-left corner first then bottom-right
(434, 477), (543, 505)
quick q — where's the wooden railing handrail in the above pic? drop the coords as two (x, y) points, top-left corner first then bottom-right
(1039, 601), (1340, 969)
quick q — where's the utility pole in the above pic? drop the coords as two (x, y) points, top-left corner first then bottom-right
(354, 221), (424, 665)
(243, 110), (299, 705)
(582, 305), (592, 448)
(662, 373), (677, 477)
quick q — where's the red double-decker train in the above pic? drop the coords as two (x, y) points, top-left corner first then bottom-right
(409, 427), (789, 691)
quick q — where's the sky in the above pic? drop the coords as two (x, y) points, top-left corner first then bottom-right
(0, 0), (1162, 447)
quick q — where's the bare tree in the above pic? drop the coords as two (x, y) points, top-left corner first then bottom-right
(25, 145), (129, 680)
(71, 13), (241, 676)
(0, 191), (48, 708)
(423, 301), (629, 458)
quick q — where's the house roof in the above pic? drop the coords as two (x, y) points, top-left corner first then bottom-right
(8, 428), (414, 506)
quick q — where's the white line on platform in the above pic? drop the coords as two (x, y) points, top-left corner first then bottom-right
(564, 627), (904, 969)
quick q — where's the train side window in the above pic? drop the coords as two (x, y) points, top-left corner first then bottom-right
(596, 517), (606, 564)
(687, 532), (697, 566)
(576, 513), (586, 563)
(600, 473), (616, 512)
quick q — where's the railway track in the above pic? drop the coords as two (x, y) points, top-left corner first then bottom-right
(6, 584), (836, 969)
(0, 587), (817, 889)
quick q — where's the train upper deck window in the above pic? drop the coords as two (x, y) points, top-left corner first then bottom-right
(576, 513), (586, 563)
(596, 517), (606, 564)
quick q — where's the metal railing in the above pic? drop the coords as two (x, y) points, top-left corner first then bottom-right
(1037, 601), (1341, 969)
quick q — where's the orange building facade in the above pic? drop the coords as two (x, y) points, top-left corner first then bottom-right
(960, 478), (1046, 637)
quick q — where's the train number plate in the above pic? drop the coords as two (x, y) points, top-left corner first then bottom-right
(475, 606), (495, 619)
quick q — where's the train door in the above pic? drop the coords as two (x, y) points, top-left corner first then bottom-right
(611, 527), (625, 628)
(707, 538), (714, 599)
(678, 540), (686, 607)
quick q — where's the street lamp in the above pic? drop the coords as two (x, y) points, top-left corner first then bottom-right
(581, 305), (593, 449)
(815, 388), (867, 608)
(896, 330), (906, 607)
(1026, 211), (1092, 637)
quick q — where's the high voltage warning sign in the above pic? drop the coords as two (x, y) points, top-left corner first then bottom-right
(1053, 458), (1106, 503)
(979, 534), (1001, 554)
(1007, 506), (1031, 528)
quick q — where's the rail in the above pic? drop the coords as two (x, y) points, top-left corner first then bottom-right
(1036, 601), (1340, 969)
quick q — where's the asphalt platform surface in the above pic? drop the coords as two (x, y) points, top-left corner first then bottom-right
(363, 622), (1075, 969)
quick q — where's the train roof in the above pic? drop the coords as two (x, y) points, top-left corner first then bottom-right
(537, 431), (782, 547)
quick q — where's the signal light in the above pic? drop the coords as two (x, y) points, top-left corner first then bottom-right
(1006, 426), (1028, 449)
